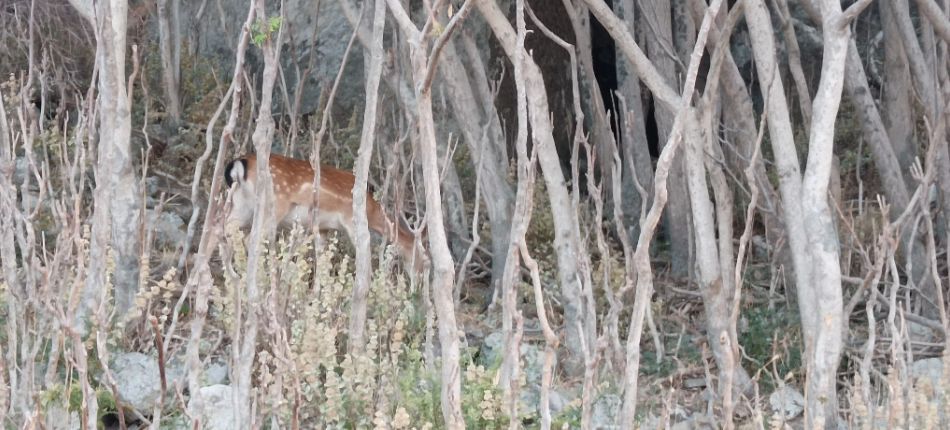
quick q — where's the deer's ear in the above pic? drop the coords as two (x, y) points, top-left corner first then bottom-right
(225, 159), (247, 188)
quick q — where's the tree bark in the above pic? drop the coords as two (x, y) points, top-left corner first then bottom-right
(562, 0), (618, 209)
(383, 1), (465, 426)
(479, 0), (595, 376)
(233, 1), (283, 427)
(77, 0), (142, 329)
(157, 0), (182, 126)
(882, 0), (915, 182)
(348, 0), (386, 354)
(614, 0), (655, 243)
(798, 1), (853, 424)
(339, 0), (515, 288)
(886, 0), (950, 317)
(641, 0), (692, 277)
(438, 38), (514, 287)
(185, 5), (257, 427)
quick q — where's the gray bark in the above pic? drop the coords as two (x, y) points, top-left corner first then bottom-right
(886, 0), (950, 317)
(339, 0), (514, 287)
(157, 0), (182, 126)
(563, 0), (618, 208)
(641, 0), (691, 276)
(882, 0), (915, 182)
(233, 1), (283, 426)
(614, 0), (655, 242)
(79, 0), (142, 329)
(479, 0), (595, 375)
(798, 1), (850, 424)
(439, 38), (514, 287)
(349, 0), (386, 352)
(383, 1), (466, 425)
(686, 0), (787, 273)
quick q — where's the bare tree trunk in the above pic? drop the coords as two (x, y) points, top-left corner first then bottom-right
(349, 0), (386, 353)
(439, 143), (469, 259)
(774, 0), (812, 128)
(438, 38), (514, 287)
(682, 6), (753, 419)
(687, 0), (788, 274)
(75, 0), (142, 329)
(641, 0), (692, 277)
(683, 105), (749, 426)
(234, 1), (283, 427)
(797, 1), (857, 425)
(499, 0), (530, 418)
(581, 0), (727, 422)
(339, 0), (514, 287)
(799, 0), (932, 316)
(747, 0), (870, 426)
(562, 0), (617, 207)
(614, 0), (655, 243)
(157, 0), (181, 126)
(479, 0), (595, 376)
(383, 1), (465, 425)
(882, 0), (916, 182)
(185, 5), (257, 427)
(886, 0), (950, 318)
(743, 0), (812, 335)
(0, 84), (21, 425)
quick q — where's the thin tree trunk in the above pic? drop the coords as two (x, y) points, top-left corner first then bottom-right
(882, 0), (915, 182)
(479, 0), (595, 376)
(615, 0), (654, 243)
(340, 0), (514, 288)
(438, 38), (514, 287)
(581, 0), (728, 422)
(743, 0), (812, 338)
(185, 5), (257, 426)
(563, 0), (617, 208)
(348, 0), (386, 353)
(798, 1), (856, 424)
(383, 0), (465, 425)
(687, 0), (789, 275)
(886, 0), (950, 317)
(157, 0), (182, 126)
(641, 0), (692, 277)
(76, 0), (141, 329)
(234, 1), (283, 427)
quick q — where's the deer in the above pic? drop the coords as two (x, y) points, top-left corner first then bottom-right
(223, 153), (427, 273)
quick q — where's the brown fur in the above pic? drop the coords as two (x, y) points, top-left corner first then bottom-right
(226, 153), (426, 272)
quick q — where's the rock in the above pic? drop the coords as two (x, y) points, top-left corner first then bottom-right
(591, 393), (621, 430)
(769, 385), (805, 420)
(19, 186), (41, 214)
(147, 210), (186, 248)
(44, 403), (80, 430)
(672, 413), (717, 429)
(177, 0), (363, 120)
(637, 413), (661, 429)
(110, 352), (163, 412)
(683, 377), (707, 389)
(480, 331), (504, 364)
(143, 177), (162, 206)
(13, 156), (29, 184)
(908, 322), (939, 343)
(480, 331), (555, 385)
(188, 385), (236, 430)
(910, 357), (943, 387)
(519, 387), (572, 419)
(204, 361), (230, 386)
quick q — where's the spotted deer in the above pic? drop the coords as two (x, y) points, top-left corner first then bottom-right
(224, 153), (427, 272)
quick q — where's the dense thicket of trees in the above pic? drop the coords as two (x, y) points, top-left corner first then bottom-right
(1, 0), (949, 428)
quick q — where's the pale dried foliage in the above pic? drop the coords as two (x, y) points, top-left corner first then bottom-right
(5, 0), (950, 429)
